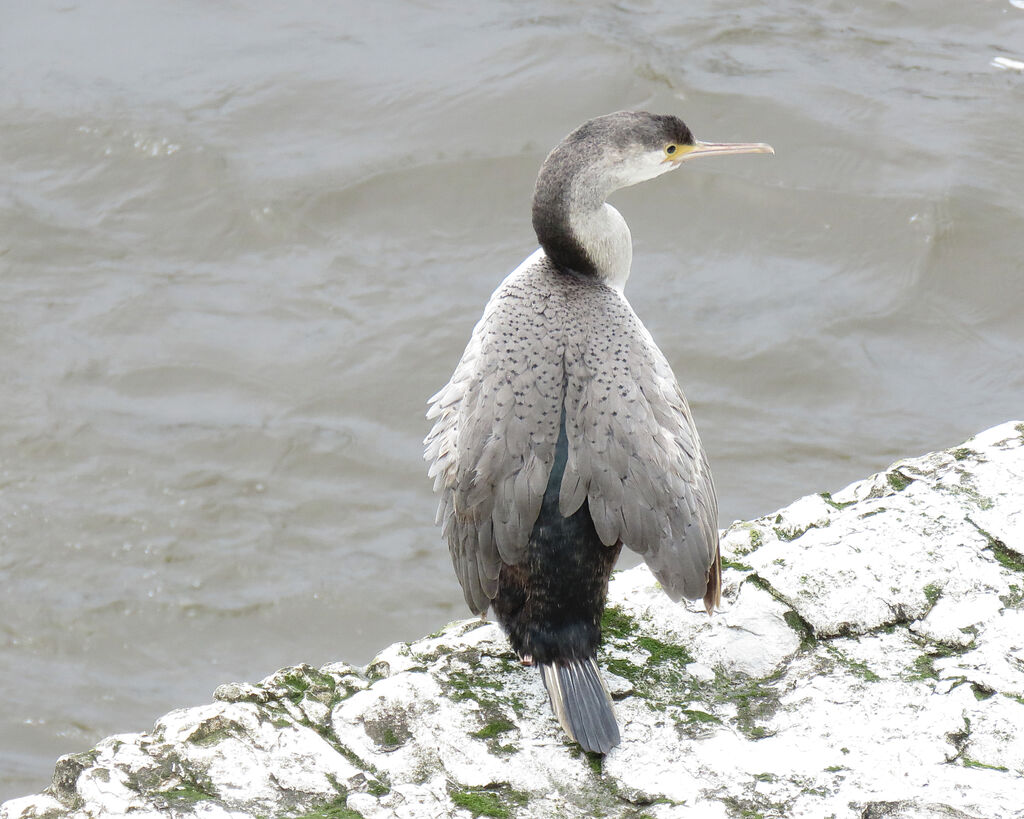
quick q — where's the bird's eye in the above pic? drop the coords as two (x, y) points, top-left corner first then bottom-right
(665, 144), (678, 156)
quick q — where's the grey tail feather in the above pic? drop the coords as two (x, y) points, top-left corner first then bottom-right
(539, 658), (620, 754)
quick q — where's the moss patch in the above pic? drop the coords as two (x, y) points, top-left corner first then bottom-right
(963, 757), (1009, 773)
(436, 653), (525, 755)
(727, 525), (768, 557)
(601, 605), (639, 641)
(449, 785), (529, 818)
(722, 668), (785, 739)
(276, 665), (338, 705)
(635, 635), (694, 666)
(473, 718), (516, 740)
(905, 637), (967, 682)
(783, 610), (817, 650)
(600, 627), (692, 694)
(472, 716), (521, 755)
(680, 708), (721, 726)
(722, 791), (792, 818)
(186, 715), (241, 747)
(600, 600), (784, 741)
(971, 683), (995, 701)
(999, 583), (1023, 608)
(155, 782), (215, 807)
(923, 583), (942, 606)
(605, 655), (645, 683)
(452, 790), (508, 818)
(746, 576), (815, 651)
(826, 646), (880, 683)
(819, 491), (854, 510)
(967, 518), (1024, 573)
(291, 795), (365, 818)
(772, 519), (811, 542)
(447, 669), (503, 697)
(886, 470), (913, 492)
(363, 707), (412, 750)
(139, 752), (218, 809)
(50, 749), (99, 804)
(908, 654), (938, 681)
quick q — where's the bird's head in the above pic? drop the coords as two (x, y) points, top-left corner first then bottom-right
(532, 110), (774, 284)
(557, 110), (774, 190)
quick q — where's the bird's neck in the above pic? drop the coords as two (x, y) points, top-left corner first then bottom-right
(532, 165), (632, 292)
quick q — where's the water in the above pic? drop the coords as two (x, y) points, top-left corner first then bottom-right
(2, 0), (1023, 801)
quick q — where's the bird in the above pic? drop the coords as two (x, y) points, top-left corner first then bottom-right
(424, 111), (773, 754)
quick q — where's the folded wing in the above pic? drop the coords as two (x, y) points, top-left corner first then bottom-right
(426, 257), (720, 614)
(425, 260), (564, 613)
(560, 286), (720, 609)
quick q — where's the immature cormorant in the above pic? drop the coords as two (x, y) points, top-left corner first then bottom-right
(425, 111), (773, 753)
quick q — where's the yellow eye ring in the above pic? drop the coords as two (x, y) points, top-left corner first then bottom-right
(665, 144), (678, 156)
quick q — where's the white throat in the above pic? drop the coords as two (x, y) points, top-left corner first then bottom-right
(568, 202), (632, 291)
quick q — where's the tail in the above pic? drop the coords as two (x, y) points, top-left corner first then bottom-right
(539, 658), (620, 754)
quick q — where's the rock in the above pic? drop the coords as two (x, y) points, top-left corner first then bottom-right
(3, 421), (1023, 819)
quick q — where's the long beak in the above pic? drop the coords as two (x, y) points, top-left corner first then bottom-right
(674, 140), (775, 163)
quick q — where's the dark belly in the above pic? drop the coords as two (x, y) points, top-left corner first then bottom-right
(490, 411), (622, 663)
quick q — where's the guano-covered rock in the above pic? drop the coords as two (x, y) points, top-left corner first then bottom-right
(3, 422), (1022, 819)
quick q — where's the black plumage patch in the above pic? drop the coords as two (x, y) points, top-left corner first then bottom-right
(491, 410), (622, 664)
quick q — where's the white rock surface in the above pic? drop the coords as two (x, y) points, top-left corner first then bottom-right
(3, 421), (1023, 819)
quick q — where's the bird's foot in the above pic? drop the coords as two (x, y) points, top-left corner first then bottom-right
(520, 654), (534, 667)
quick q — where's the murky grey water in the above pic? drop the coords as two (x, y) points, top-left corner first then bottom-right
(2, 0), (1023, 800)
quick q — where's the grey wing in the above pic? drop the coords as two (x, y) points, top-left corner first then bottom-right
(424, 270), (564, 615)
(560, 289), (720, 608)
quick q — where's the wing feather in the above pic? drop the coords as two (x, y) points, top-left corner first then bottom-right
(562, 285), (720, 605)
(424, 253), (564, 613)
